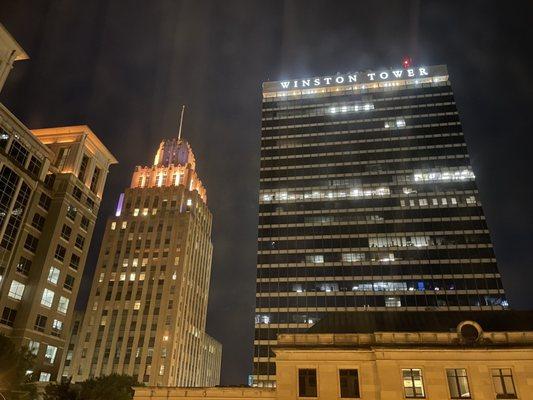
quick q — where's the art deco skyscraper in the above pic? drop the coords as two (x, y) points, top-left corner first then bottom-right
(253, 64), (507, 386)
(69, 136), (221, 387)
(0, 25), (117, 383)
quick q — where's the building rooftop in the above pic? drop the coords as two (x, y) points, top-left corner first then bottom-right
(306, 311), (533, 334)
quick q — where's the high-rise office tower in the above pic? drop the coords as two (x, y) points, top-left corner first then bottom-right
(0, 25), (117, 383)
(69, 136), (221, 387)
(253, 64), (507, 386)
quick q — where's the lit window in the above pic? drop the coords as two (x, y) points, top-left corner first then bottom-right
(47, 267), (60, 284)
(466, 196), (476, 205)
(28, 340), (40, 355)
(92, 301), (98, 311)
(111, 221), (116, 230)
(130, 273), (136, 281)
(409, 200), (415, 206)
(52, 319), (63, 331)
(44, 345), (58, 364)
(385, 297), (402, 307)
(8, 280), (25, 300)
(186, 198), (192, 206)
(491, 368), (517, 399)
(152, 209), (157, 215)
(133, 208), (139, 216)
(400, 199), (406, 207)
(139, 273), (145, 281)
(134, 301), (141, 310)
(451, 197), (458, 205)
(342, 253), (365, 262)
(41, 289), (55, 308)
(432, 198), (439, 205)
(419, 198), (428, 206)
(99, 273), (104, 282)
(306, 255), (324, 264)
(402, 369), (425, 398)
(441, 198), (448, 205)
(142, 208), (148, 216)
(446, 369), (471, 399)
(121, 221), (127, 229)
(159, 365), (165, 375)
(120, 273), (126, 281)
(396, 118), (406, 127)
(39, 372), (51, 382)
(172, 272), (177, 280)
(57, 296), (69, 314)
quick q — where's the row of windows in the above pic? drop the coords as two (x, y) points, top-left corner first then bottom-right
(293, 367), (516, 399)
(254, 294), (506, 310)
(0, 128), (42, 176)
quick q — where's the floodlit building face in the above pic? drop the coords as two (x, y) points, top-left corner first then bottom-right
(253, 65), (508, 386)
(69, 137), (221, 387)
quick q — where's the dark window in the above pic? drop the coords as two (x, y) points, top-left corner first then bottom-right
(44, 173), (55, 189)
(73, 186), (83, 201)
(8, 140), (29, 166)
(90, 166), (101, 193)
(28, 155), (42, 176)
(340, 369), (360, 398)
(299, 369), (317, 397)
(39, 192), (51, 210)
(61, 224), (72, 241)
(78, 155), (89, 181)
(31, 213), (46, 231)
(70, 254), (80, 270)
(55, 244), (66, 262)
(34, 314), (47, 332)
(24, 234), (39, 253)
(491, 368), (517, 399)
(81, 216), (90, 231)
(56, 147), (70, 170)
(0, 165), (20, 228)
(1, 307), (17, 327)
(86, 197), (95, 211)
(66, 205), (77, 221)
(446, 369), (471, 399)
(1, 182), (31, 250)
(75, 234), (85, 250)
(16, 257), (32, 276)
(64, 275), (75, 291)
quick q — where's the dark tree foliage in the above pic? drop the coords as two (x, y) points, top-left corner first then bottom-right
(0, 334), (37, 400)
(43, 379), (79, 400)
(80, 374), (137, 400)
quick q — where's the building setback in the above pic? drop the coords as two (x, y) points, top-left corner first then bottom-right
(253, 64), (508, 386)
(0, 25), (117, 383)
(69, 136), (221, 387)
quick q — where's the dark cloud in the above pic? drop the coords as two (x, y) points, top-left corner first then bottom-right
(1, 0), (532, 385)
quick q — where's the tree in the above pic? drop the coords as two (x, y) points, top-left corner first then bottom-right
(43, 379), (79, 400)
(79, 374), (137, 400)
(0, 334), (36, 400)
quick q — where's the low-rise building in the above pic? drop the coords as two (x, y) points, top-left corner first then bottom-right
(134, 311), (533, 400)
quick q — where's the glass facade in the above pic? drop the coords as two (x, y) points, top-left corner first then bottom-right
(253, 65), (507, 386)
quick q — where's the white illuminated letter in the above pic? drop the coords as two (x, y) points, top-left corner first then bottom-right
(392, 70), (403, 78)
(335, 76), (344, 84)
(313, 78), (321, 86)
(348, 74), (357, 83)
(323, 77), (332, 85)
(301, 79), (310, 87)
(379, 72), (389, 79)
(280, 81), (290, 89)
(407, 69), (415, 77)
(367, 72), (376, 81)
(418, 67), (428, 76)
(292, 80), (298, 88)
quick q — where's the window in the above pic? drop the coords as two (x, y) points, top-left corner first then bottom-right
(396, 118), (406, 127)
(90, 166), (101, 193)
(66, 205), (77, 221)
(491, 368), (517, 399)
(44, 173), (55, 189)
(47, 267), (60, 284)
(8, 140), (29, 166)
(16, 257), (32, 276)
(447, 369), (471, 399)
(402, 369), (425, 398)
(306, 255), (324, 264)
(385, 297), (402, 307)
(78, 155), (89, 181)
(1, 307), (17, 326)
(31, 213), (46, 231)
(72, 186), (83, 201)
(81, 216), (90, 231)
(34, 314), (47, 332)
(61, 224), (72, 241)
(58, 296), (69, 314)
(39, 192), (51, 210)
(28, 340), (40, 355)
(339, 369), (359, 398)
(54, 244), (66, 262)
(419, 198), (428, 206)
(8, 280), (25, 300)
(41, 289), (55, 308)
(70, 254), (80, 270)
(24, 234), (39, 252)
(111, 222), (117, 230)
(0, 127), (10, 149)
(44, 345), (57, 364)
(64, 275), (75, 291)
(56, 147), (70, 170)
(39, 372), (51, 382)
(28, 155), (42, 176)
(298, 369), (317, 397)
(75, 234), (85, 250)
(52, 319), (63, 332)
(134, 301), (141, 310)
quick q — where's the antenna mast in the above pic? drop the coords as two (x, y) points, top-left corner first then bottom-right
(178, 105), (185, 141)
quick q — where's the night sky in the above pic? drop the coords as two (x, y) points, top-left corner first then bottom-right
(1, 0), (533, 385)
